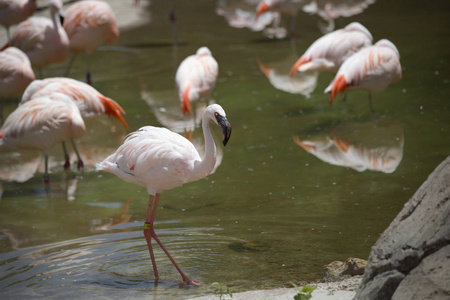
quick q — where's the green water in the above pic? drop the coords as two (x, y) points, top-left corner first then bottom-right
(0, 0), (449, 298)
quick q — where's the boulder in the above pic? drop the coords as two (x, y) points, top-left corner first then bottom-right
(323, 258), (367, 282)
(354, 156), (450, 300)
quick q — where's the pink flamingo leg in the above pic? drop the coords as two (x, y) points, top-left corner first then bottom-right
(143, 195), (159, 282)
(143, 193), (199, 286)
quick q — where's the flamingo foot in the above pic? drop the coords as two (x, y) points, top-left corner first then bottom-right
(77, 160), (84, 170)
(44, 175), (50, 185)
(64, 155), (71, 169)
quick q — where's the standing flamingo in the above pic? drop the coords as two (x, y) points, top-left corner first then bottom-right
(324, 39), (402, 110)
(0, 93), (85, 183)
(0, 0), (37, 40)
(0, 47), (35, 123)
(21, 77), (128, 169)
(5, 0), (69, 75)
(176, 47), (218, 115)
(96, 104), (232, 285)
(289, 22), (372, 76)
(63, 0), (119, 84)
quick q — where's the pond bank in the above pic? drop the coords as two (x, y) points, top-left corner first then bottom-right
(190, 276), (361, 300)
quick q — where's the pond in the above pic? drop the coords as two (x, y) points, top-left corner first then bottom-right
(0, 0), (449, 299)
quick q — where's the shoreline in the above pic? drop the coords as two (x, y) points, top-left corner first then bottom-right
(190, 276), (361, 300)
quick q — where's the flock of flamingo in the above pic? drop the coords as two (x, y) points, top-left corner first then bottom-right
(0, 0), (401, 286)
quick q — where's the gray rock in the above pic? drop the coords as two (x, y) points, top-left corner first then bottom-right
(354, 156), (450, 300)
(323, 258), (367, 282)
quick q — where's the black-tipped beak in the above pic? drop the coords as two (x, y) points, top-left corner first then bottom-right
(59, 13), (65, 25)
(216, 114), (231, 146)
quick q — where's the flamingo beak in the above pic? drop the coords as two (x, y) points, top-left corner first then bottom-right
(215, 114), (232, 146)
(256, 1), (269, 18)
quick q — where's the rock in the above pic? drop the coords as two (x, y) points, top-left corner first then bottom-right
(354, 156), (450, 300)
(323, 258), (367, 282)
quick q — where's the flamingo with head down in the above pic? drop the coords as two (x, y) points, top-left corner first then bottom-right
(0, 93), (85, 183)
(289, 22), (372, 76)
(324, 39), (402, 111)
(20, 77), (128, 169)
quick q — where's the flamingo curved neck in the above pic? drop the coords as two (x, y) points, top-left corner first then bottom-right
(193, 114), (217, 179)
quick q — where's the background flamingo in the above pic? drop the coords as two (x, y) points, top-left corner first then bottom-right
(5, 0), (69, 76)
(0, 47), (35, 123)
(289, 22), (372, 76)
(96, 104), (231, 285)
(325, 39), (402, 110)
(21, 77), (128, 168)
(175, 47), (218, 115)
(0, 0), (37, 40)
(0, 92), (85, 183)
(63, 0), (119, 84)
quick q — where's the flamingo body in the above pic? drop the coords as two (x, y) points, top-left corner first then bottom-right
(63, 0), (119, 55)
(96, 104), (231, 285)
(0, 93), (85, 152)
(0, 0), (37, 38)
(21, 77), (128, 129)
(325, 39), (402, 106)
(290, 22), (372, 76)
(7, 0), (69, 70)
(0, 47), (35, 98)
(175, 47), (218, 115)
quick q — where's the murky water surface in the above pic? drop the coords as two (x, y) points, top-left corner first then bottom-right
(0, 0), (449, 298)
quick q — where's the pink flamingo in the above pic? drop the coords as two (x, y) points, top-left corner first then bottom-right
(0, 47), (35, 123)
(0, 0), (37, 40)
(289, 22), (372, 76)
(0, 92), (85, 183)
(325, 39), (402, 110)
(63, 0), (119, 84)
(20, 77), (128, 169)
(175, 47), (218, 115)
(96, 104), (231, 285)
(5, 0), (69, 75)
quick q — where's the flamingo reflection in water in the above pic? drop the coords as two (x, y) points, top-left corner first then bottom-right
(216, 0), (288, 39)
(258, 56), (319, 97)
(293, 120), (404, 173)
(96, 104), (232, 285)
(303, 0), (376, 33)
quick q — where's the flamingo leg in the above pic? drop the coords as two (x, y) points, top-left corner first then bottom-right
(44, 154), (50, 184)
(70, 139), (84, 169)
(62, 141), (70, 169)
(86, 54), (92, 85)
(144, 193), (199, 286)
(64, 53), (75, 77)
(144, 194), (159, 282)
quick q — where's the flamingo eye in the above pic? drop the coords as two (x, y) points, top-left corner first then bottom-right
(214, 112), (219, 117)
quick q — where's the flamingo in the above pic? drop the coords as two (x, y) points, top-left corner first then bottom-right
(324, 39), (402, 110)
(0, 47), (35, 123)
(63, 0), (119, 84)
(0, 92), (85, 183)
(0, 0), (37, 40)
(4, 0), (69, 75)
(20, 77), (128, 169)
(96, 104), (232, 285)
(176, 47), (218, 115)
(289, 22), (372, 76)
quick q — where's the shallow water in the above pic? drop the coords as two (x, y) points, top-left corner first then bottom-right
(1, 0), (449, 299)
